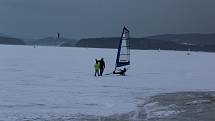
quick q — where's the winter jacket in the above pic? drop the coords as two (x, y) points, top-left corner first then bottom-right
(94, 63), (100, 70)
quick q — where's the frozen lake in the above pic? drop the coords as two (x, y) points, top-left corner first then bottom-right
(0, 45), (215, 120)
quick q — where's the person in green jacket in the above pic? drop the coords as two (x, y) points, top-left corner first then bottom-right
(94, 59), (100, 76)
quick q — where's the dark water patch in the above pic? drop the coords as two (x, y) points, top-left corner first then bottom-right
(1, 68), (23, 72)
(16, 79), (41, 87)
(139, 91), (215, 121)
(0, 103), (45, 109)
(37, 74), (53, 79)
(84, 103), (99, 106)
(102, 85), (114, 88)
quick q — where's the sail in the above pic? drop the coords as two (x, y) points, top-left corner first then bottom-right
(115, 26), (130, 68)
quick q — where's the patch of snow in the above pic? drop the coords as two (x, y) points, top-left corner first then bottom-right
(186, 100), (211, 105)
(143, 102), (180, 119)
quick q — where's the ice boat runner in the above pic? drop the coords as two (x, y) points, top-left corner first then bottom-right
(113, 26), (130, 75)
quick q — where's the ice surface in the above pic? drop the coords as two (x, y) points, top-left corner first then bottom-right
(185, 99), (211, 105)
(0, 45), (215, 120)
(143, 102), (180, 119)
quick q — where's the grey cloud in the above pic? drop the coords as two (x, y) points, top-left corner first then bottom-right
(0, 0), (215, 39)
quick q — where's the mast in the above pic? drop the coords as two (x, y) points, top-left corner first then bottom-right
(115, 26), (130, 69)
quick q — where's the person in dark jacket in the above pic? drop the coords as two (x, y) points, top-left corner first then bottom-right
(57, 32), (60, 39)
(99, 58), (105, 76)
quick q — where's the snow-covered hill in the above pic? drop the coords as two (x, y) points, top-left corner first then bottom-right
(0, 45), (215, 120)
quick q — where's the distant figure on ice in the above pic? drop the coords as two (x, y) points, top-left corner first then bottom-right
(113, 68), (127, 76)
(57, 32), (60, 39)
(187, 48), (191, 55)
(99, 58), (105, 76)
(94, 59), (100, 77)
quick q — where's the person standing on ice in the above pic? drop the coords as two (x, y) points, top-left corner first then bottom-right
(99, 58), (105, 76)
(94, 59), (100, 77)
(57, 32), (60, 39)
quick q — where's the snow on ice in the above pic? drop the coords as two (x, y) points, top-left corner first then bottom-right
(0, 45), (215, 120)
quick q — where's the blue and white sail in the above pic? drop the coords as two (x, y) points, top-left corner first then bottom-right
(115, 26), (130, 69)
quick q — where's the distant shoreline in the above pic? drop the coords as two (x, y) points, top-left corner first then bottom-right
(1, 33), (215, 52)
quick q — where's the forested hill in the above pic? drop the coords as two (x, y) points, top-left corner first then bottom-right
(35, 37), (77, 46)
(147, 33), (215, 45)
(75, 37), (194, 50)
(0, 33), (214, 52)
(75, 34), (215, 52)
(0, 36), (25, 45)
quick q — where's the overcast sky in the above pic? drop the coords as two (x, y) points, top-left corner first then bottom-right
(0, 0), (215, 39)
